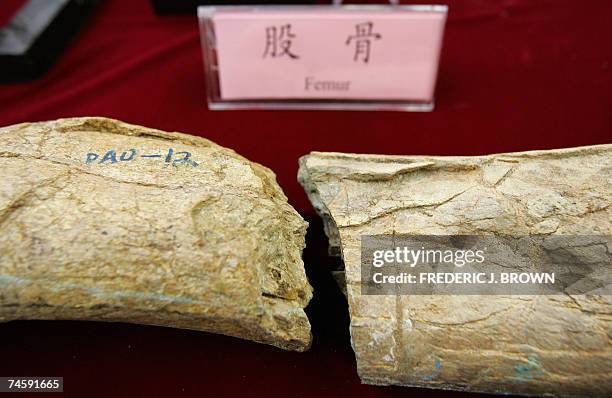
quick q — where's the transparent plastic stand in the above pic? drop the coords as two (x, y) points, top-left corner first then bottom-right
(198, 1), (447, 111)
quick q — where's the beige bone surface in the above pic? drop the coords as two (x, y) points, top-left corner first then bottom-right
(299, 145), (611, 395)
(0, 117), (312, 351)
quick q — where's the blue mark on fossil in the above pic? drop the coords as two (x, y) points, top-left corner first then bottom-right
(513, 356), (544, 381)
(0, 274), (30, 286)
(423, 358), (442, 381)
(0, 274), (204, 306)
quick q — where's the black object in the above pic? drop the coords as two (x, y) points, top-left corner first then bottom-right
(0, 0), (98, 83)
(151, 0), (316, 15)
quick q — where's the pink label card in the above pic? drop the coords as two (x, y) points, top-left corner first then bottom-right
(204, 6), (447, 102)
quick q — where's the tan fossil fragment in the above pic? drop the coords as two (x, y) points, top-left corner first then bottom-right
(0, 117), (312, 351)
(298, 145), (612, 395)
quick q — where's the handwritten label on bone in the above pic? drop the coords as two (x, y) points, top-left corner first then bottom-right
(84, 149), (199, 167)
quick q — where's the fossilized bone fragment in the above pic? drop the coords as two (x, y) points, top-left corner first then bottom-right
(298, 146), (611, 395)
(0, 117), (312, 351)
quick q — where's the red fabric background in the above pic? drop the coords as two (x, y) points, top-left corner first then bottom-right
(0, 1), (610, 397)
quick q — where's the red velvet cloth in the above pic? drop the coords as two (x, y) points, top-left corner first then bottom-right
(0, 1), (610, 397)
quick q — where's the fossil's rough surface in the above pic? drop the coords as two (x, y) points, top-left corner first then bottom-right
(299, 146), (612, 395)
(0, 117), (312, 351)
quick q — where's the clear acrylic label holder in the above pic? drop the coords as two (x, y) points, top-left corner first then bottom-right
(198, 3), (447, 111)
